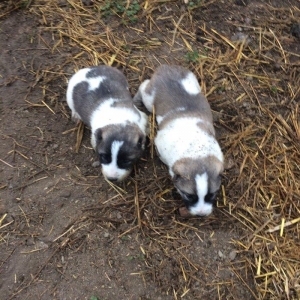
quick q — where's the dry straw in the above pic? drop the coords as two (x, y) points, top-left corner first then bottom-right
(3, 0), (299, 299)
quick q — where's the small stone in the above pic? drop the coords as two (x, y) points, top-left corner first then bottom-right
(231, 32), (250, 45)
(291, 23), (300, 39)
(26, 238), (35, 246)
(116, 212), (122, 219)
(224, 158), (235, 170)
(229, 250), (237, 261)
(245, 17), (251, 25)
(82, 0), (94, 6)
(248, 110), (255, 116)
(58, 0), (68, 7)
(235, 0), (248, 6)
(53, 144), (58, 149)
(36, 240), (49, 250)
(104, 232), (110, 238)
(218, 250), (224, 258)
(273, 63), (281, 71)
(60, 191), (71, 198)
(92, 161), (100, 168)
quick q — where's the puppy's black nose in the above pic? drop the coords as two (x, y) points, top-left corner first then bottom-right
(107, 177), (118, 182)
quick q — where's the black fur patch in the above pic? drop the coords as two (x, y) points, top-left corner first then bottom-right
(72, 66), (132, 126)
(99, 153), (111, 164)
(179, 181), (218, 211)
(98, 129), (144, 170)
(204, 192), (217, 204)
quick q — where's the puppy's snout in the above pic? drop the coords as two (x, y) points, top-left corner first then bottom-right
(195, 211), (209, 217)
(189, 204), (213, 217)
(106, 177), (119, 182)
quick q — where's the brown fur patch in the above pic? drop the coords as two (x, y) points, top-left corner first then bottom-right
(144, 65), (214, 131)
(172, 156), (223, 194)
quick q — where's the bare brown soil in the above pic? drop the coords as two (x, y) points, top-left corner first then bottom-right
(0, 1), (299, 300)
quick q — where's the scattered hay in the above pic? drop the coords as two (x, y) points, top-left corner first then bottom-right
(2, 0), (299, 299)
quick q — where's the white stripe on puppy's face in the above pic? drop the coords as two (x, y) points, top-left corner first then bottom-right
(189, 173), (213, 216)
(90, 99), (147, 150)
(101, 141), (130, 181)
(180, 72), (201, 95)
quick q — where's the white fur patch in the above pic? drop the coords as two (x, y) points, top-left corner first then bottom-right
(101, 141), (129, 181)
(88, 76), (105, 91)
(139, 79), (156, 113)
(180, 72), (201, 95)
(156, 107), (186, 125)
(189, 173), (213, 216)
(90, 98), (148, 149)
(66, 68), (105, 118)
(156, 115), (163, 125)
(66, 68), (90, 119)
(155, 117), (223, 170)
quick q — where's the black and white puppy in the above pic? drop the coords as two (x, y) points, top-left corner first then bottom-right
(134, 65), (224, 216)
(66, 65), (148, 182)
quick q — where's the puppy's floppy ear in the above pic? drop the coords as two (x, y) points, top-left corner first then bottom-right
(172, 158), (190, 179)
(95, 128), (102, 142)
(172, 174), (181, 182)
(134, 134), (145, 149)
(208, 155), (224, 177)
(137, 135), (144, 148)
(173, 161), (185, 177)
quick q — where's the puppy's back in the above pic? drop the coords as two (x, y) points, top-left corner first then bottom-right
(146, 65), (213, 121)
(67, 66), (132, 126)
(82, 66), (129, 100)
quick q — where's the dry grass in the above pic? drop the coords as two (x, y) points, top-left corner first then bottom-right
(3, 0), (299, 299)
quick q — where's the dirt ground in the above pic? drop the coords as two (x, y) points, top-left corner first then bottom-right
(0, 1), (299, 299)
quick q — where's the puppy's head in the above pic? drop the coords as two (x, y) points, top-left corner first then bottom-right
(171, 156), (223, 216)
(94, 124), (145, 182)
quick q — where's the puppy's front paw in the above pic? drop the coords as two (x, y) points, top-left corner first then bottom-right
(179, 206), (193, 217)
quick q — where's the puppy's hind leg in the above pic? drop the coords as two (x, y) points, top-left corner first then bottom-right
(71, 111), (82, 123)
(133, 80), (155, 113)
(133, 85), (144, 106)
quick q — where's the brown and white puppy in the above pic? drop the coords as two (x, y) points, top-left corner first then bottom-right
(134, 65), (223, 216)
(66, 65), (148, 182)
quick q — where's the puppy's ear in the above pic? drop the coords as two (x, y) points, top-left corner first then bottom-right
(95, 128), (102, 142)
(208, 155), (224, 177)
(173, 174), (181, 182)
(137, 135), (144, 148)
(172, 159), (188, 178)
(134, 134), (145, 149)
